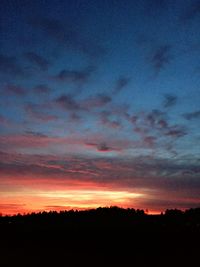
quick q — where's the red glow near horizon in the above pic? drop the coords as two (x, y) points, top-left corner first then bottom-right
(0, 181), (145, 215)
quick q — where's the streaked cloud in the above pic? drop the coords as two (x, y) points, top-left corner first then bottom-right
(24, 52), (50, 71)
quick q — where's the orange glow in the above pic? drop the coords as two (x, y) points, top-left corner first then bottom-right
(0, 186), (144, 215)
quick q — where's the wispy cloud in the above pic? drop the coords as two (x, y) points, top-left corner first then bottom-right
(3, 84), (26, 96)
(51, 66), (95, 85)
(99, 111), (121, 129)
(0, 151), (199, 206)
(82, 94), (112, 109)
(163, 94), (177, 108)
(129, 109), (187, 147)
(183, 110), (200, 120)
(181, 0), (200, 22)
(113, 77), (131, 93)
(165, 125), (187, 138)
(55, 94), (81, 111)
(25, 102), (58, 122)
(85, 142), (120, 152)
(0, 54), (26, 77)
(56, 93), (111, 112)
(24, 52), (50, 71)
(30, 17), (106, 58)
(0, 114), (10, 125)
(149, 45), (172, 73)
(33, 84), (51, 95)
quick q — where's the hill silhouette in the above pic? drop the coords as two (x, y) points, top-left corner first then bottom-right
(0, 207), (200, 267)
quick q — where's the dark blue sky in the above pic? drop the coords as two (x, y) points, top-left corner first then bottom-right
(0, 0), (200, 214)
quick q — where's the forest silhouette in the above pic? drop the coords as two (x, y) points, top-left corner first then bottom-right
(0, 207), (200, 266)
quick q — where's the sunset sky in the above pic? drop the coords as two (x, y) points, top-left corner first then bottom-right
(0, 0), (200, 215)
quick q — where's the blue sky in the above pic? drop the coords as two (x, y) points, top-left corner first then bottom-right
(0, 0), (200, 214)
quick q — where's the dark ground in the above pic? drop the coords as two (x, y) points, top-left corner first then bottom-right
(0, 207), (199, 267)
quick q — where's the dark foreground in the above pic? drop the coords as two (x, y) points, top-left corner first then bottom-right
(0, 207), (200, 267)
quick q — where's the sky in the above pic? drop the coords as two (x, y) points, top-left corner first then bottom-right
(0, 0), (200, 215)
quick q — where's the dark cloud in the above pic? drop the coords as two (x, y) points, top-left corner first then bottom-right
(181, 0), (200, 22)
(165, 125), (187, 138)
(146, 109), (167, 128)
(143, 136), (157, 148)
(129, 115), (138, 124)
(97, 143), (116, 152)
(30, 17), (77, 44)
(86, 142), (118, 152)
(25, 131), (48, 138)
(129, 109), (187, 147)
(4, 84), (26, 96)
(30, 17), (105, 58)
(163, 94), (177, 108)
(0, 54), (25, 77)
(144, 0), (169, 14)
(56, 93), (111, 113)
(82, 94), (112, 109)
(0, 114), (8, 124)
(69, 112), (82, 122)
(52, 66), (95, 85)
(134, 126), (149, 135)
(149, 45), (171, 72)
(97, 142), (112, 152)
(157, 119), (168, 129)
(25, 103), (58, 122)
(24, 52), (50, 71)
(100, 111), (121, 129)
(55, 94), (81, 111)
(145, 110), (187, 138)
(0, 204), (26, 211)
(183, 110), (200, 120)
(33, 84), (51, 95)
(0, 152), (199, 199)
(113, 77), (130, 93)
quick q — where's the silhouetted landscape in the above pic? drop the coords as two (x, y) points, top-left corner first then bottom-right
(1, 207), (200, 266)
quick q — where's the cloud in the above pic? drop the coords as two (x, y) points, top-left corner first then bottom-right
(0, 54), (25, 77)
(33, 84), (51, 95)
(25, 102), (58, 122)
(56, 93), (111, 113)
(85, 142), (120, 152)
(113, 77), (130, 93)
(165, 125), (187, 138)
(0, 134), (54, 151)
(145, 110), (187, 138)
(129, 109), (187, 148)
(0, 204), (26, 215)
(163, 94), (177, 108)
(100, 111), (121, 129)
(24, 52), (50, 71)
(30, 17), (105, 58)
(25, 131), (48, 138)
(97, 143), (114, 152)
(55, 94), (81, 111)
(183, 110), (200, 120)
(69, 112), (82, 122)
(52, 66), (95, 85)
(144, 0), (169, 15)
(0, 152), (199, 204)
(149, 45), (171, 73)
(4, 84), (26, 96)
(181, 0), (200, 22)
(30, 17), (77, 43)
(143, 136), (157, 148)
(145, 109), (167, 128)
(0, 115), (9, 125)
(82, 94), (112, 109)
